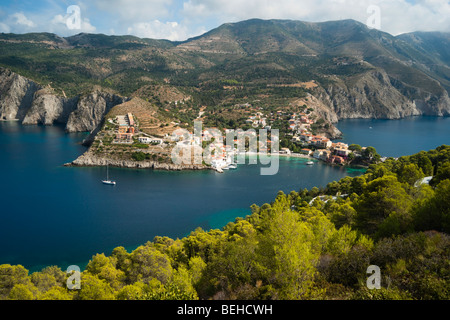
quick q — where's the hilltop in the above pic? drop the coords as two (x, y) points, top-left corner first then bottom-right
(0, 19), (449, 120)
(1, 19), (449, 168)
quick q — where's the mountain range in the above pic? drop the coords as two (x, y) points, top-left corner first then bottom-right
(0, 18), (449, 133)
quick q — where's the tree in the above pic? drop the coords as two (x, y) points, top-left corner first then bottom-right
(39, 266), (66, 285)
(8, 283), (37, 300)
(195, 222), (259, 299)
(326, 181), (341, 195)
(396, 163), (425, 186)
(417, 154), (433, 176)
(188, 256), (207, 287)
(303, 209), (336, 253)
(413, 179), (450, 233)
(325, 245), (371, 287)
(127, 244), (173, 285)
(354, 175), (414, 236)
(111, 246), (131, 272)
(350, 176), (366, 195)
(363, 146), (380, 162)
(39, 287), (73, 300)
(116, 282), (146, 300)
(349, 144), (362, 153)
(85, 253), (125, 290)
(0, 264), (32, 299)
(132, 151), (146, 161)
(326, 225), (373, 256)
(182, 228), (226, 263)
(30, 272), (59, 294)
(140, 280), (198, 300)
(76, 273), (116, 300)
(169, 266), (198, 299)
(376, 210), (415, 238)
(308, 187), (320, 198)
(347, 152), (356, 162)
(324, 201), (357, 229)
(256, 200), (319, 299)
(430, 162), (450, 187)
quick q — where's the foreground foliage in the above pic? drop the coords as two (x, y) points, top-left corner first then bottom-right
(1, 146), (450, 300)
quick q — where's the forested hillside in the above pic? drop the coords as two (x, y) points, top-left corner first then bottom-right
(1, 19), (450, 124)
(1, 145), (449, 300)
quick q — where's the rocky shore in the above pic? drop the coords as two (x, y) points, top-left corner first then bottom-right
(64, 150), (211, 171)
(0, 67), (126, 132)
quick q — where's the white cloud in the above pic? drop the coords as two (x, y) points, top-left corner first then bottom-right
(10, 12), (35, 28)
(50, 14), (96, 35)
(0, 8), (96, 36)
(0, 0), (448, 39)
(127, 20), (198, 41)
(181, 0), (450, 35)
(0, 12), (36, 34)
(0, 22), (10, 33)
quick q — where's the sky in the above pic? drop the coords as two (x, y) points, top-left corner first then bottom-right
(0, 0), (448, 41)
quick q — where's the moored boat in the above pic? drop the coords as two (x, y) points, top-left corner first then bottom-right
(102, 164), (116, 185)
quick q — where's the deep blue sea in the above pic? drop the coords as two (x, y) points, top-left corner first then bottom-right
(0, 122), (364, 272)
(1, 116), (449, 272)
(335, 116), (450, 157)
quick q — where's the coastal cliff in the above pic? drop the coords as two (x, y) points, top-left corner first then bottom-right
(0, 67), (126, 132)
(65, 91), (126, 132)
(0, 68), (40, 121)
(314, 69), (450, 120)
(22, 88), (78, 125)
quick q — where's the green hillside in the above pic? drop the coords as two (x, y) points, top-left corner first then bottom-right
(0, 19), (448, 105)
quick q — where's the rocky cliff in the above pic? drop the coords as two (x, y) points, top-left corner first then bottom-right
(0, 68), (40, 121)
(0, 67), (126, 132)
(314, 69), (450, 120)
(65, 91), (126, 132)
(22, 88), (78, 125)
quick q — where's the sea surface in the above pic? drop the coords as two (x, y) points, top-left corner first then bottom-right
(0, 122), (363, 272)
(335, 116), (450, 157)
(2, 115), (449, 272)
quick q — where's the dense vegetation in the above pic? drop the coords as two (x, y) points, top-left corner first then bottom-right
(1, 145), (449, 300)
(1, 19), (449, 107)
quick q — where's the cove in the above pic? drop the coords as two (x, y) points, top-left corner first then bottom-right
(0, 121), (363, 272)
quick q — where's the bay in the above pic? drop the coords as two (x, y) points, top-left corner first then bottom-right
(0, 121), (363, 272)
(335, 116), (450, 158)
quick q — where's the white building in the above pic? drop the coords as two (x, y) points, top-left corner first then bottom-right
(138, 137), (152, 144)
(139, 137), (163, 145)
(313, 150), (325, 159)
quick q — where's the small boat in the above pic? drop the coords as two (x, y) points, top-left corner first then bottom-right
(102, 164), (116, 185)
(306, 161), (314, 165)
(228, 163), (237, 169)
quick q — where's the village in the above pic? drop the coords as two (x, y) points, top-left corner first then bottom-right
(241, 107), (354, 165)
(103, 106), (371, 172)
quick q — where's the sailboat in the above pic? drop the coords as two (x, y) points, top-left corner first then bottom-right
(102, 164), (116, 185)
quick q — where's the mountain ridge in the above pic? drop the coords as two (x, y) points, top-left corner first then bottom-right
(0, 18), (449, 134)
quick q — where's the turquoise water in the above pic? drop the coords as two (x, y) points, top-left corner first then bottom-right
(2, 116), (449, 272)
(335, 116), (450, 157)
(0, 122), (363, 272)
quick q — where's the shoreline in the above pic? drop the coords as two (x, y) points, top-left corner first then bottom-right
(64, 152), (212, 171)
(65, 150), (368, 172)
